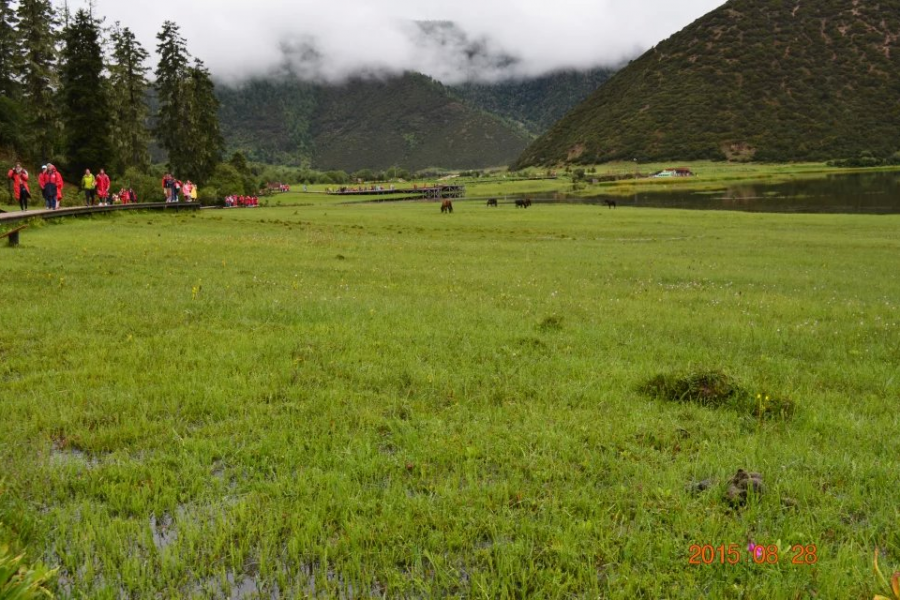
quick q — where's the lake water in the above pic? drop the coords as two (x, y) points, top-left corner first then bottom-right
(553, 171), (900, 214)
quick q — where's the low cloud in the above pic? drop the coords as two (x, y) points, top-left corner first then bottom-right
(89, 0), (726, 84)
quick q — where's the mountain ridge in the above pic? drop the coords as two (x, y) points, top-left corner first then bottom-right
(217, 72), (533, 171)
(217, 66), (617, 171)
(515, 0), (900, 167)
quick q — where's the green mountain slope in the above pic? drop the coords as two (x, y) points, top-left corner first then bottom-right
(217, 73), (532, 171)
(217, 80), (318, 166)
(311, 73), (530, 171)
(516, 0), (900, 167)
(450, 68), (615, 135)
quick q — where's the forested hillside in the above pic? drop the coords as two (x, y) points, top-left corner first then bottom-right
(312, 73), (532, 171)
(450, 68), (614, 135)
(216, 67), (618, 171)
(217, 80), (318, 166)
(515, 0), (900, 167)
(1, 2), (230, 203)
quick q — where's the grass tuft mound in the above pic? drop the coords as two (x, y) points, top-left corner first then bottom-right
(537, 315), (564, 333)
(641, 369), (742, 408)
(641, 369), (796, 419)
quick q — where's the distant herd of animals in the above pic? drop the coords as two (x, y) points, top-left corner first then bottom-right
(439, 197), (617, 212)
(439, 198), (529, 213)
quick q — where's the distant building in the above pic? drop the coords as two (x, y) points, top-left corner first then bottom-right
(654, 167), (694, 178)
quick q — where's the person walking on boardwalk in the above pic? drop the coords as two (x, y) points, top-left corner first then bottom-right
(81, 169), (97, 206)
(7, 162), (31, 211)
(38, 166), (49, 208)
(43, 164), (64, 210)
(96, 169), (111, 205)
(161, 173), (175, 202)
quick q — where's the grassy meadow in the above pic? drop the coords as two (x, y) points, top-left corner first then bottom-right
(2, 199), (900, 598)
(246, 163), (900, 210)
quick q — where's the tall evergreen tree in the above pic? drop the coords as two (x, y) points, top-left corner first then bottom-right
(0, 0), (20, 98)
(16, 0), (59, 160)
(60, 8), (110, 175)
(0, 0), (23, 153)
(109, 23), (150, 171)
(183, 59), (223, 182)
(154, 20), (191, 176)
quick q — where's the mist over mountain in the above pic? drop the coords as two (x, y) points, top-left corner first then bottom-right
(216, 21), (621, 171)
(260, 21), (612, 85)
(96, 0), (725, 84)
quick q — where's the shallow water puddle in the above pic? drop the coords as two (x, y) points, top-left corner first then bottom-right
(49, 444), (101, 468)
(149, 512), (178, 551)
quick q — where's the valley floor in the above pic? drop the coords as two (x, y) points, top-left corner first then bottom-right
(1, 200), (899, 598)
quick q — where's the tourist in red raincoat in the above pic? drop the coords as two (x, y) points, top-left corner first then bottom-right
(43, 164), (64, 209)
(6, 162), (31, 211)
(96, 169), (111, 205)
(162, 173), (175, 202)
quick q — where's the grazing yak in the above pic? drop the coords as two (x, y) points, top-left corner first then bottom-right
(515, 198), (532, 208)
(486, 198), (498, 207)
(441, 199), (453, 213)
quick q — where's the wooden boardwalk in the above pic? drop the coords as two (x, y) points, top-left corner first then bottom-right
(0, 202), (200, 225)
(328, 185), (465, 199)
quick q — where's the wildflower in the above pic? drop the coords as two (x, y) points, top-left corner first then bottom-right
(748, 542), (764, 559)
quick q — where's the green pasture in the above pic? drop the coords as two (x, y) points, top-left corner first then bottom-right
(1, 201), (899, 598)
(269, 163), (900, 206)
(576, 161), (900, 197)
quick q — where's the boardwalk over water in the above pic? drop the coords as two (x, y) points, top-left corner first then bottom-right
(0, 202), (200, 226)
(328, 185), (465, 199)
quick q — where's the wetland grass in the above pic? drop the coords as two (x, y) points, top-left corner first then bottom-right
(1, 201), (899, 597)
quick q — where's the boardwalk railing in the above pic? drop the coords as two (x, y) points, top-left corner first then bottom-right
(0, 202), (201, 225)
(327, 185), (465, 199)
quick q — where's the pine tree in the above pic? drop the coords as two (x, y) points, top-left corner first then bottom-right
(109, 23), (150, 172)
(183, 59), (223, 183)
(60, 8), (111, 175)
(16, 0), (59, 160)
(155, 20), (191, 177)
(0, 0), (23, 152)
(0, 0), (20, 98)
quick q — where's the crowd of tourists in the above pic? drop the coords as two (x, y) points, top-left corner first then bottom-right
(79, 168), (114, 206)
(6, 162), (66, 210)
(7, 162), (148, 211)
(161, 173), (198, 203)
(330, 184), (398, 193)
(224, 195), (259, 207)
(112, 188), (138, 204)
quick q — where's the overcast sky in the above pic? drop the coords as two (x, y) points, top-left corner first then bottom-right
(83, 0), (727, 85)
